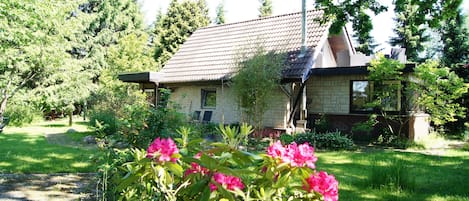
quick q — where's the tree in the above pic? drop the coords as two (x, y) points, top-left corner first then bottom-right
(367, 55), (407, 139)
(153, 0), (210, 66)
(258, 0), (273, 17)
(410, 61), (467, 128)
(215, 2), (226, 25)
(440, 9), (469, 67)
(231, 46), (284, 130)
(390, 0), (463, 61)
(315, 0), (387, 55)
(0, 0), (75, 124)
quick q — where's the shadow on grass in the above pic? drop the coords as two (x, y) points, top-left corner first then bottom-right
(316, 150), (469, 201)
(44, 123), (68, 128)
(0, 132), (99, 174)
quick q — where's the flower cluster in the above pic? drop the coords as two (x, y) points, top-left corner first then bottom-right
(267, 141), (318, 169)
(210, 173), (245, 192)
(184, 162), (209, 177)
(146, 137), (179, 163)
(303, 171), (339, 201)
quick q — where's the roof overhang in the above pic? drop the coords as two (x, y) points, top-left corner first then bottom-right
(309, 63), (416, 76)
(118, 72), (164, 84)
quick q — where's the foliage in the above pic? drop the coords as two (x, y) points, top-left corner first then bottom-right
(103, 132), (338, 201)
(390, 0), (462, 61)
(313, 114), (330, 133)
(369, 158), (415, 192)
(153, 0), (210, 66)
(410, 61), (468, 127)
(440, 9), (469, 67)
(367, 55), (407, 138)
(279, 133), (294, 145)
(294, 131), (355, 150)
(351, 114), (378, 141)
(0, 0), (79, 123)
(231, 46), (284, 130)
(3, 102), (42, 127)
(258, 0), (273, 17)
(216, 124), (253, 150)
(315, 0), (387, 54)
(215, 2), (226, 25)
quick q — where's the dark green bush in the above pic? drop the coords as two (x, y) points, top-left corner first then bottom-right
(294, 131), (354, 150)
(279, 133), (294, 145)
(89, 109), (118, 135)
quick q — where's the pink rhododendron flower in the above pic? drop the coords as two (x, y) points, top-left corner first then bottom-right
(267, 141), (317, 169)
(184, 162), (209, 177)
(303, 171), (339, 201)
(267, 141), (286, 158)
(288, 142), (317, 169)
(146, 137), (179, 163)
(210, 173), (244, 192)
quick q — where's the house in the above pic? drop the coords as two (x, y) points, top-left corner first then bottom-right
(119, 9), (429, 140)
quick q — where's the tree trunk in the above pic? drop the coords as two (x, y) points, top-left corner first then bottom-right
(68, 110), (73, 126)
(0, 94), (8, 123)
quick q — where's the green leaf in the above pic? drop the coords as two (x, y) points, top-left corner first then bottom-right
(166, 162), (183, 177)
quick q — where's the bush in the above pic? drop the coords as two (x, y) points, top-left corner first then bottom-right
(4, 103), (42, 126)
(101, 126), (340, 201)
(279, 133), (294, 145)
(294, 131), (355, 150)
(369, 158), (415, 191)
(89, 109), (118, 135)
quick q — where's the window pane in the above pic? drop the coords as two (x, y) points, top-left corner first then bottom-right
(202, 90), (216, 108)
(351, 81), (373, 112)
(381, 81), (401, 111)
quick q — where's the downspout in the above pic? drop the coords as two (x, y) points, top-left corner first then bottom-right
(221, 79), (225, 124)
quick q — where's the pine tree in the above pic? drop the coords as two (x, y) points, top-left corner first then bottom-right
(440, 10), (469, 67)
(153, 0), (210, 66)
(390, 0), (428, 61)
(258, 0), (273, 17)
(215, 2), (226, 25)
(390, 0), (462, 61)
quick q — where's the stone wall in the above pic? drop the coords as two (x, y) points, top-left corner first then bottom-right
(306, 74), (366, 114)
(167, 83), (289, 129)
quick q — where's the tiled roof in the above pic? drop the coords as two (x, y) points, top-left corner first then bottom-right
(159, 10), (330, 84)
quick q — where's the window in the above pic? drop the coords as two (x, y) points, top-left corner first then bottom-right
(350, 80), (401, 113)
(201, 89), (216, 108)
(351, 81), (374, 112)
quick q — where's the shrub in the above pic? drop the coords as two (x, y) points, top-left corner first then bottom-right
(369, 158), (415, 192)
(294, 131), (355, 150)
(279, 133), (294, 145)
(4, 103), (42, 126)
(313, 114), (330, 133)
(102, 127), (339, 201)
(89, 109), (118, 135)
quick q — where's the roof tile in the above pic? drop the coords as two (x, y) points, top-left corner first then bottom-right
(160, 10), (329, 84)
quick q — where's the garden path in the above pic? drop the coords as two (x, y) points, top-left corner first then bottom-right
(0, 173), (96, 201)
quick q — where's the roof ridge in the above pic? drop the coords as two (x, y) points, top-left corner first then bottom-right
(200, 9), (322, 30)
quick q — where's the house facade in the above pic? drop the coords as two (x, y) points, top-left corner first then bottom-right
(119, 10), (429, 140)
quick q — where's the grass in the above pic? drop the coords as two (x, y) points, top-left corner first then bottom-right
(315, 149), (469, 201)
(0, 117), (99, 173)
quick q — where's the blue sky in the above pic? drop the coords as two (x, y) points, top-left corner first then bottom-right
(138, 0), (469, 53)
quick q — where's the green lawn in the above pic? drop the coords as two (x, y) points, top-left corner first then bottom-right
(316, 149), (469, 201)
(0, 118), (99, 173)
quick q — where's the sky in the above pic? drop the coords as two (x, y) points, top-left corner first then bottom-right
(138, 0), (469, 54)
